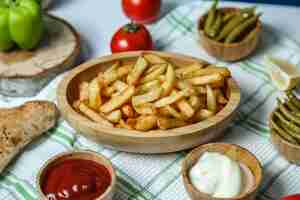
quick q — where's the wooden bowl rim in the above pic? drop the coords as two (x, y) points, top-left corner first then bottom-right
(198, 7), (262, 48)
(36, 150), (117, 199)
(57, 51), (241, 138)
(0, 13), (81, 79)
(269, 109), (300, 149)
(181, 143), (263, 200)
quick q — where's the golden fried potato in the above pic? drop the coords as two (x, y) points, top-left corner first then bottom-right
(122, 104), (135, 118)
(144, 54), (167, 64)
(135, 115), (157, 131)
(157, 117), (187, 130)
(79, 81), (89, 101)
(154, 90), (184, 108)
(105, 110), (122, 123)
(187, 73), (223, 86)
(162, 64), (176, 96)
(206, 85), (217, 113)
(79, 103), (113, 127)
(133, 103), (157, 115)
(176, 99), (195, 119)
(100, 86), (135, 113)
(141, 64), (167, 83)
(132, 87), (163, 106)
(127, 56), (148, 85)
(88, 78), (102, 110)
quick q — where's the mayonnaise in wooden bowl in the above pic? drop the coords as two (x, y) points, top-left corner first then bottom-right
(182, 143), (263, 200)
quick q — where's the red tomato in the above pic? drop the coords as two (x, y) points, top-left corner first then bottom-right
(122, 0), (161, 24)
(281, 194), (300, 200)
(111, 23), (154, 53)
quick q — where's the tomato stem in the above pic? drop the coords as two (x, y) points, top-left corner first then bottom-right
(123, 22), (140, 33)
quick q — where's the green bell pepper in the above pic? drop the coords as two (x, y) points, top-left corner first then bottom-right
(0, 0), (44, 51)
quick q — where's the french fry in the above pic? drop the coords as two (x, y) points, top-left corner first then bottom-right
(127, 118), (137, 128)
(157, 117), (187, 130)
(88, 78), (102, 110)
(215, 89), (228, 104)
(79, 103), (113, 127)
(105, 110), (122, 123)
(206, 85), (217, 113)
(175, 63), (204, 78)
(114, 80), (128, 93)
(144, 54), (167, 64)
(187, 73), (223, 86)
(79, 81), (89, 101)
(135, 115), (157, 131)
(73, 100), (81, 110)
(103, 62), (120, 85)
(175, 81), (197, 96)
(162, 64), (176, 96)
(141, 64), (167, 83)
(133, 103), (157, 115)
(104, 80), (128, 97)
(132, 87), (163, 106)
(182, 66), (231, 79)
(119, 119), (134, 130)
(193, 109), (214, 121)
(122, 104), (135, 118)
(188, 95), (204, 111)
(165, 105), (183, 119)
(75, 53), (231, 131)
(176, 99), (195, 119)
(117, 64), (133, 78)
(137, 80), (160, 94)
(100, 86), (135, 113)
(127, 56), (148, 85)
(154, 90), (184, 108)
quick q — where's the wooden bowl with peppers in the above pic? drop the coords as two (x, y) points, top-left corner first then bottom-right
(198, 0), (262, 61)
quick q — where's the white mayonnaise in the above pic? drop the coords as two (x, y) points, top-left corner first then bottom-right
(189, 152), (243, 198)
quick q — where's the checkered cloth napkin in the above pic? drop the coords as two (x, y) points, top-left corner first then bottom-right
(0, 1), (300, 200)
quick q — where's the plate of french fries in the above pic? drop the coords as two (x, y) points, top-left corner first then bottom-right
(57, 51), (240, 153)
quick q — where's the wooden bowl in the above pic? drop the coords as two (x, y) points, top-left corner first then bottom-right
(198, 8), (261, 62)
(182, 143), (263, 200)
(269, 110), (300, 164)
(37, 150), (116, 200)
(57, 51), (241, 154)
(0, 14), (80, 97)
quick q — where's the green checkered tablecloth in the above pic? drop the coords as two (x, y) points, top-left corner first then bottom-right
(1, 1), (300, 200)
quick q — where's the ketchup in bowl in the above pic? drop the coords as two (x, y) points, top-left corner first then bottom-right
(41, 159), (111, 200)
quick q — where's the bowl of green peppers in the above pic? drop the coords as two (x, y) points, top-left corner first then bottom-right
(270, 91), (300, 165)
(0, 0), (44, 52)
(198, 0), (262, 61)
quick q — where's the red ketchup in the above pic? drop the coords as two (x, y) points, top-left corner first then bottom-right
(42, 159), (111, 200)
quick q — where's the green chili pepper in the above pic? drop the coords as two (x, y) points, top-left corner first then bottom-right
(286, 91), (300, 110)
(204, 0), (219, 36)
(274, 111), (300, 134)
(208, 11), (222, 38)
(277, 99), (300, 126)
(216, 14), (247, 42)
(225, 13), (261, 43)
(270, 118), (299, 145)
(0, 0), (44, 51)
(222, 12), (235, 24)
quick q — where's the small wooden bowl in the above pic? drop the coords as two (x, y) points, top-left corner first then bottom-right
(37, 150), (116, 200)
(182, 143), (263, 200)
(269, 110), (300, 164)
(57, 51), (241, 154)
(198, 8), (262, 62)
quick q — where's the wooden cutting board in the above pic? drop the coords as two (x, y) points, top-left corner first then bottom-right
(0, 14), (80, 97)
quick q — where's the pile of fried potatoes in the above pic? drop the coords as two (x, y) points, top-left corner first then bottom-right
(73, 54), (232, 131)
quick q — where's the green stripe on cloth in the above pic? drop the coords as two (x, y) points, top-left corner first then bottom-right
(0, 174), (38, 200)
(129, 153), (184, 200)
